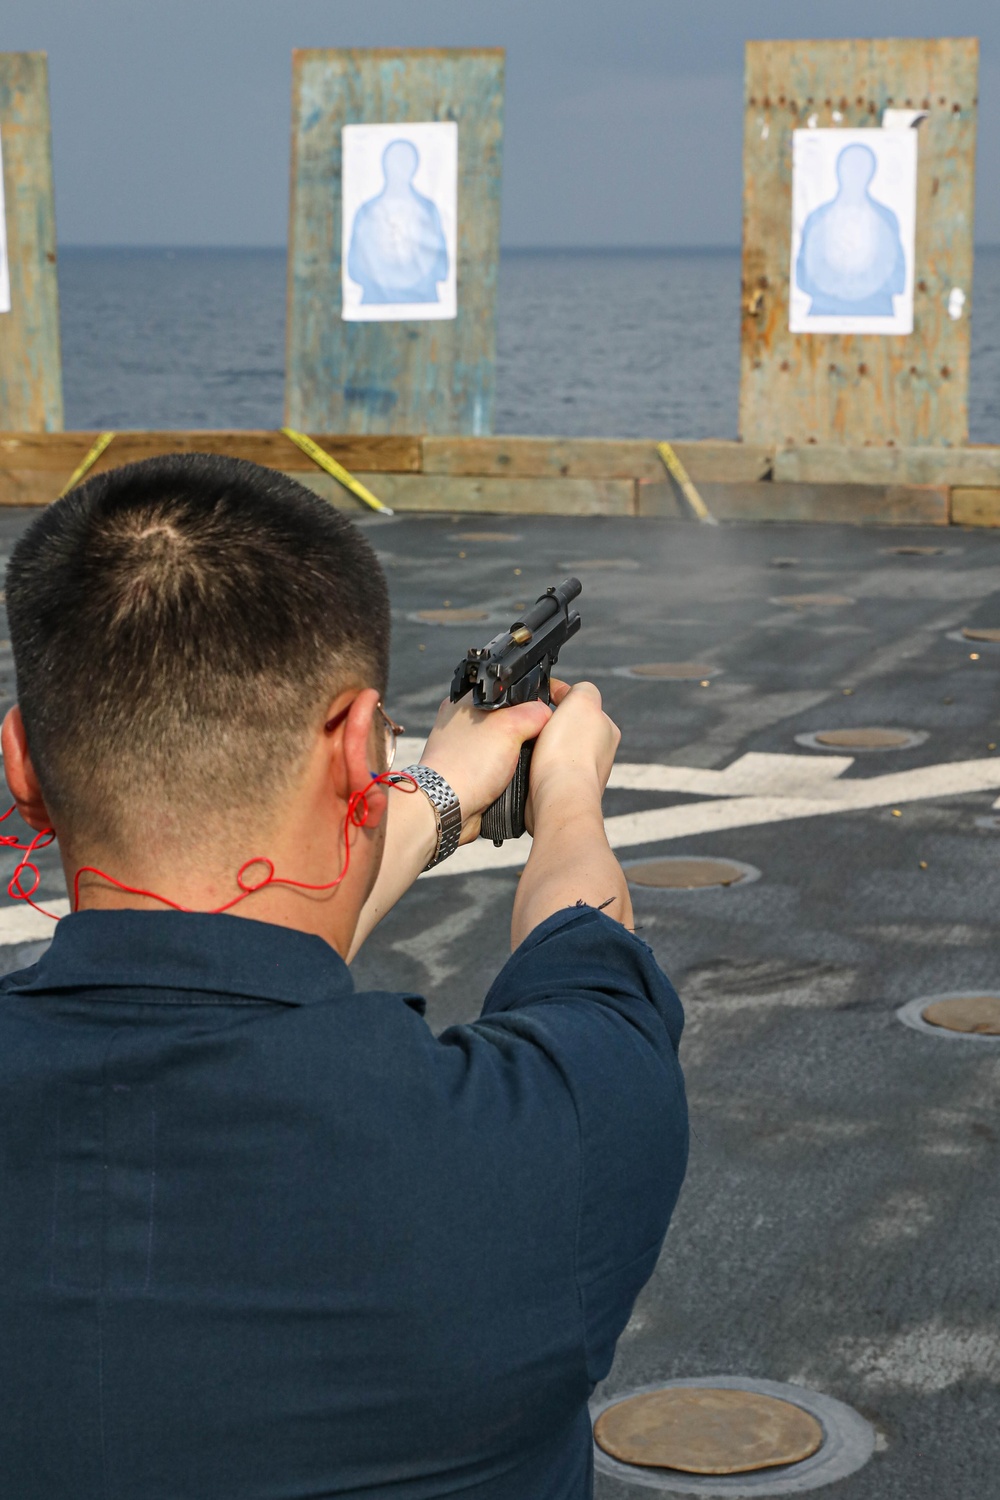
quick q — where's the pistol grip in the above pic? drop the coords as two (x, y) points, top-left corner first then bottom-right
(480, 739), (533, 845)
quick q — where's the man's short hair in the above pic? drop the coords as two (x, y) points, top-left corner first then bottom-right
(5, 454), (390, 845)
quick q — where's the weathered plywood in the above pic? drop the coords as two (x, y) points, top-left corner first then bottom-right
(951, 488), (1000, 528)
(286, 49), (504, 436)
(0, 53), (62, 431)
(0, 466), (52, 505)
(0, 432), (420, 502)
(8, 431), (1000, 528)
(740, 38), (978, 448)
(774, 443), (1000, 487)
(291, 471), (636, 516)
(423, 437), (772, 482)
(639, 479), (948, 526)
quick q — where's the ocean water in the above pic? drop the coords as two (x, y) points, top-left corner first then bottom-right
(58, 246), (1000, 442)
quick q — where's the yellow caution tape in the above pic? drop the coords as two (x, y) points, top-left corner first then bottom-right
(657, 441), (718, 527)
(59, 431), (116, 497)
(281, 428), (394, 516)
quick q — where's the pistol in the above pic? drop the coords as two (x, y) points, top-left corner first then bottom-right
(450, 578), (582, 845)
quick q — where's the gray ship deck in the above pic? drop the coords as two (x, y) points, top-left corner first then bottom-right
(1, 507), (997, 1499)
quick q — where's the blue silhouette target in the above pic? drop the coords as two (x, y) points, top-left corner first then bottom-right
(789, 129), (917, 335)
(342, 122), (457, 322)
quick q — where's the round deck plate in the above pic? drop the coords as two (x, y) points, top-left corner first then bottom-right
(923, 995), (1000, 1035)
(591, 1377), (876, 1496)
(796, 728), (927, 753)
(618, 662), (720, 681)
(595, 1387), (822, 1475)
(814, 728), (911, 749)
(770, 593), (855, 608)
(897, 992), (1000, 1044)
(561, 557), (641, 571)
(625, 857), (759, 890)
(882, 544), (947, 556)
(447, 531), (521, 543)
(413, 607), (491, 625)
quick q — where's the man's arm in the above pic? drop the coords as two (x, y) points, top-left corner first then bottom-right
(512, 681), (630, 948)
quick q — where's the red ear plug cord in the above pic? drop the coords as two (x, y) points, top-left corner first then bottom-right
(0, 771), (417, 922)
(0, 809), (59, 917)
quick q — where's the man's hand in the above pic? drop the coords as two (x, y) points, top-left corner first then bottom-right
(348, 693), (552, 960)
(512, 679), (631, 948)
(420, 696), (552, 844)
(526, 679), (620, 830)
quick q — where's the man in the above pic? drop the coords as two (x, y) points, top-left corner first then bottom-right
(0, 455), (688, 1499)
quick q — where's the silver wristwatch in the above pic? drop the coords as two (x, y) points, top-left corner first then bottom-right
(399, 765), (463, 870)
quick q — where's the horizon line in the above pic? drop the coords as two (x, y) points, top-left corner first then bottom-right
(59, 240), (1000, 255)
(57, 241), (742, 254)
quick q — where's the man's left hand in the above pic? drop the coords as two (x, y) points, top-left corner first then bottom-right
(420, 696), (552, 845)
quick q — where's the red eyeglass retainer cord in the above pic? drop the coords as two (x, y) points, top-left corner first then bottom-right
(0, 771), (417, 922)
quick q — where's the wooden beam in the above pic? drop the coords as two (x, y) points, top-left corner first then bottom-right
(639, 479), (949, 526)
(952, 487), (1000, 528)
(4, 432), (1000, 529)
(423, 437), (773, 483)
(290, 471), (637, 516)
(774, 445), (1000, 488)
(0, 431), (421, 497)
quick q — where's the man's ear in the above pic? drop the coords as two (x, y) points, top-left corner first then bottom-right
(1, 707), (54, 832)
(325, 688), (388, 829)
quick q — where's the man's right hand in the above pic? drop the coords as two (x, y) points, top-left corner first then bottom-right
(527, 680), (621, 831)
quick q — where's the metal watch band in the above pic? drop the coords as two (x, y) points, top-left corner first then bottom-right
(399, 765), (463, 870)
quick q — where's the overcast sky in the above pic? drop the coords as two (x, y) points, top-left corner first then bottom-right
(5, 0), (999, 247)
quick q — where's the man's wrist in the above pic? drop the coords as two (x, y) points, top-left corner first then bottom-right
(399, 765), (462, 869)
(531, 769), (604, 827)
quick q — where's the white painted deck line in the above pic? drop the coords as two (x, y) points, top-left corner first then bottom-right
(0, 898), (69, 945)
(425, 753), (1000, 878)
(3, 753), (998, 925)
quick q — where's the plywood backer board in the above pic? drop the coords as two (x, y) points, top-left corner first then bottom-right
(286, 49), (504, 437)
(740, 37), (978, 448)
(0, 53), (62, 431)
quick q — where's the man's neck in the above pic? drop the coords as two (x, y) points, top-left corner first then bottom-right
(59, 836), (370, 957)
